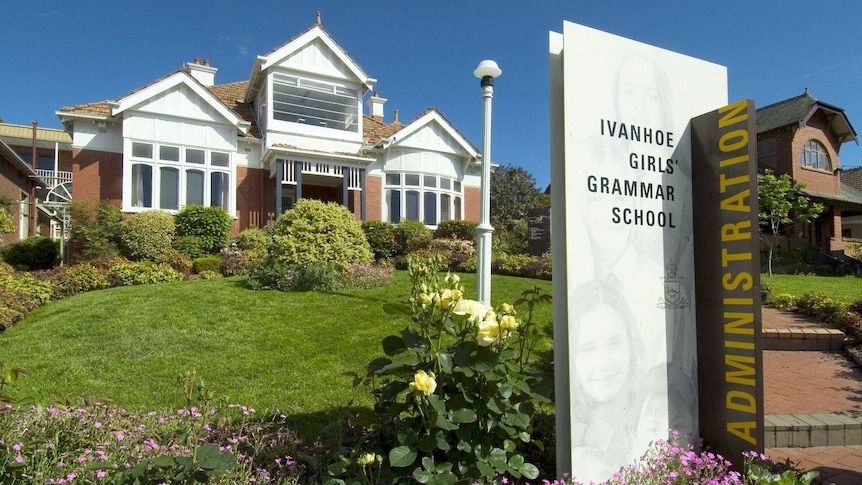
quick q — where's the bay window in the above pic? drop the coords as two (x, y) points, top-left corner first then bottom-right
(127, 140), (233, 214)
(384, 172), (463, 225)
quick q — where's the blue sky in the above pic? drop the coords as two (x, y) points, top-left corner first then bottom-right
(4, 1), (862, 188)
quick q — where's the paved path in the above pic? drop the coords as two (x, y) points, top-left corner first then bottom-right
(762, 307), (862, 484)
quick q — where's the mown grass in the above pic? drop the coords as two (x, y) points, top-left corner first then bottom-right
(762, 273), (862, 305)
(0, 271), (553, 437)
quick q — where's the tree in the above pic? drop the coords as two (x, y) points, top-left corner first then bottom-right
(489, 165), (546, 229)
(758, 170), (824, 276)
(0, 196), (14, 235)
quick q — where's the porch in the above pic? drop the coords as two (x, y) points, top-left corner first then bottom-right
(273, 159), (367, 219)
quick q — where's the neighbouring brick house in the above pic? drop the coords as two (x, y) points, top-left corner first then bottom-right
(0, 137), (52, 244)
(55, 17), (483, 234)
(756, 90), (862, 257)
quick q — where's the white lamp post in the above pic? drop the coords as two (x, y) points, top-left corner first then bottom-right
(473, 60), (501, 307)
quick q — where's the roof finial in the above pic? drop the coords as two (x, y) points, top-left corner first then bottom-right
(804, 86), (809, 95)
(316, 11), (321, 25)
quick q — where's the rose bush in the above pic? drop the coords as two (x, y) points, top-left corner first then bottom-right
(327, 254), (549, 484)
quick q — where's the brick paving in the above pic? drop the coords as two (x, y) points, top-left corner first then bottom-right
(762, 307), (862, 484)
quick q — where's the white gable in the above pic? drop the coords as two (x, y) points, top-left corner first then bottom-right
(131, 84), (227, 125)
(397, 121), (463, 155)
(279, 38), (353, 79)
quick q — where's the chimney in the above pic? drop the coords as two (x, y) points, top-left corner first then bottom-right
(184, 57), (217, 87)
(393, 109), (400, 124)
(366, 91), (387, 121)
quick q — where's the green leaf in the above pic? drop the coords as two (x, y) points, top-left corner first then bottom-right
(427, 394), (446, 414)
(487, 397), (503, 414)
(419, 434), (437, 452)
(436, 432), (451, 451)
(508, 453), (524, 468)
(422, 456), (435, 470)
(152, 455), (177, 467)
(389, 446), (417, 467)
(498, 384), (513, 399)
(449, 408), (477, 423)
(435, 413), (460, 430)
(413, 468), (433, 483)
(383, 302), (413, 315)
(3, 369), (17, 384)
(382, 335), (406, 355)
(503, 412), (531, 428)
(431, 470), (459, 485)
(437, 352), (453, 372)
(521, 462), (540, 479)
(457, 440), (472, 452)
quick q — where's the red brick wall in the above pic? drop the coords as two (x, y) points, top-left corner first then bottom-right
(235, 166), (273, 234)
(463, 186), (481, 223)
(0, 158), (28, 244)
(790, 121), (841, 195)
(365, 175), (382, 221)
(71, 148), (122, 206)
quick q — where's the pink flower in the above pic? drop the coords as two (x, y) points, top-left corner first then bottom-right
(14, 455), (23, 463)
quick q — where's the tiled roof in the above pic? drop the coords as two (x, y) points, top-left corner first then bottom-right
(363, 114), (402, 146)
(841, 167), (862, 193)
(756, 91), (818, 134)
(208, 81), (260, 139)
(59, 100), (112, 117)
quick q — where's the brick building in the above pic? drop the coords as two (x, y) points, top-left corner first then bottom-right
(756, 90), (862, 256)
(54, 18), (483, 234)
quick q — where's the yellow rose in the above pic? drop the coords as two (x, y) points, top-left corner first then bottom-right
(357, 453), (380, 466)
(435, 289), (455, 310)
(477, 318), (501, 346)
(451, 288), (463, 301)
(409, 370), (437, 396)
(445, 273), (460, 285)
(498, 303), (514, 314)
(419, 293), (432, 305)
(452, 299), (487, 323)
(500, 314), (519, 332)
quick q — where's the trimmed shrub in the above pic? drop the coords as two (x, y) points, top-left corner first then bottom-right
(835, 310), (862, 339)
(157, 249), (194, 276)
(0, 261), (14, 277)
(795, 291), (845, 324)
(271, 199), (372, 272)
(175, 205), (232, 255)
(107, 261), (184, 286)
(0, 286), (39, 330)
(429, 238), (475, 272)
(172, 235), (205, 260)
(193, 256), (222, 274)
(770, 293), (797, 311)
(0, 273), (53, 305)
(120, 210), (175, 261)
(246, 259), (338, 292)
(393, 220), (432, 256)
(235, 227), (271, 254)
(199, 270), (222, 280)
(1, 236), (59, 270)
(434, 219), (477, 241)
(219, 247), (261, 277)
(49, 264), (110, 299)
(361, 220), (397, 261)
(68, 201), (122, 261)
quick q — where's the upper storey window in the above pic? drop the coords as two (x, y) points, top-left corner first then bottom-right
(272, 73), (359, 133)
(800, 140), (831, 171)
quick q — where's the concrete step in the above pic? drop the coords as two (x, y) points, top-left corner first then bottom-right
(763, 327), (845, 351)
(765, 412), (862, 448)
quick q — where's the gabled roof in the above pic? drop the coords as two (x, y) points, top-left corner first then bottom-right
(376, 108), (479, 159)
(0, 138), (48, 187)
(244, 22), (376, 103)
(59, 71), (251, 135)
(208, 81), (260, 139)
(756, 91), (858, 144)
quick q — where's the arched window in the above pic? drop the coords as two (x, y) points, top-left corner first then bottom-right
(801, 140), (831, 171)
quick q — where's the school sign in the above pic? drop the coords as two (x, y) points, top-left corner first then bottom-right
(550, 21), (763, 482)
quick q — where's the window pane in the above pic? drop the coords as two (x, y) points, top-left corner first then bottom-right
(211, 151), (229, 167)
(405, 174), (420, 186)
(131, 164), (152, 208)
(441, 194), (451, 221)
(210, 172), (230, 211)
(406, 190), (419, 221)
(424, 175), (437, 188)
(455, 196), (462, 220)
(440, 178), (451, 190)
(454, 181), (462, 192)
(186, 170), (204, 206)
(132, 142), (153, 159)
(159, 146), (180, 162)
(386, 174), (400, 186)
(424, 192), (437, 225)
(159, 167), (179, 210)
(186, 148), (205, 164)
(387, 189), (401, 222)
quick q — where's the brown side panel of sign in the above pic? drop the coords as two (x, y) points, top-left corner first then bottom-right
(691, 99), (764, 466)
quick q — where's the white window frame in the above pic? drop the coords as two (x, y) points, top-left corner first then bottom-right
(122, 139), (236, 216)
(383, 172), (463, 226)
(268, 72), (362, 136)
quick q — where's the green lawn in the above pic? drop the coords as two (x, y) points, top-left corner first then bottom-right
(0, 272), (553, 437)
(762, 273), (862, 305)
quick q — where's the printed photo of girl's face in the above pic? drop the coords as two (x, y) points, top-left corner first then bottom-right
(574, 305), (631, 403)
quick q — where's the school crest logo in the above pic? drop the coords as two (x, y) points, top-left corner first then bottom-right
(658, 264), (687, 309)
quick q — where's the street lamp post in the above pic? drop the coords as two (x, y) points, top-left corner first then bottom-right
(473, 60), (501, 307)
